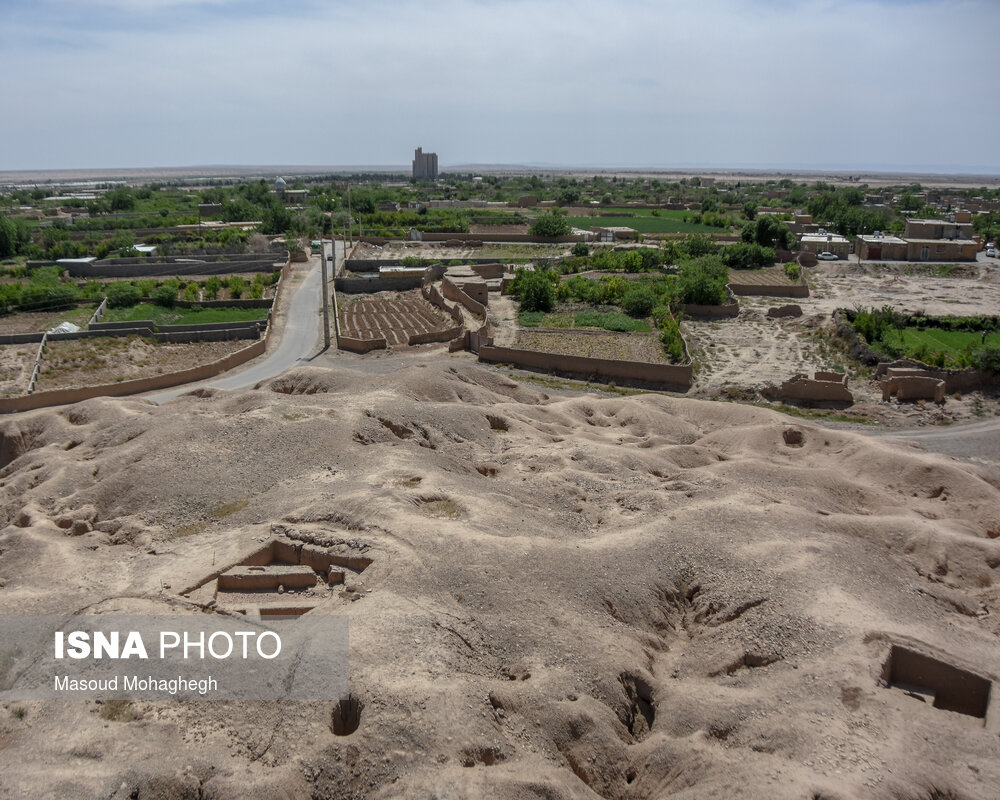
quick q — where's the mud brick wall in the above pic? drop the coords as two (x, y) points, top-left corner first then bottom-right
(478, 344), (692, 390)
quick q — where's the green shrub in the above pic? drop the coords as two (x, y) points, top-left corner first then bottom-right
(974, 346), (1000, 373)
(183, 282), (200, 302)
(106, 282), (142, 308)
(152, 284), (177, 307)
(784, 262), (801, 281)
(621, 284), (657, 317)
(571, 242), (590, 257)
(227, 276), (247, 299)
(204, 276), (222, 300)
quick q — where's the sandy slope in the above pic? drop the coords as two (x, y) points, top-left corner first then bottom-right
(0, 363), (998, 799)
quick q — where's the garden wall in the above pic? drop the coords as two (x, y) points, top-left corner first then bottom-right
(334, 275), (424, 294)
(728, 281), (809, 298)
(338, 335), (386, 354)
(0, 339), (267, 413)
(408, 326), (463, 346)
(680, 299), (740, 318)
(477, 344), (692, 390)
(50, 253), (283, 278)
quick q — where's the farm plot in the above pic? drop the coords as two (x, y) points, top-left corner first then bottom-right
(0, 305), (97, 334)
(35, 336), (251, 391)
(728, 266), (799, 287)
(0, 344), (39, 397)
(514, 329), (671, 364)
(339, 291), (453, 346)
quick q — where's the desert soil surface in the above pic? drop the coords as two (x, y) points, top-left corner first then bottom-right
(1, 361), (998, 799)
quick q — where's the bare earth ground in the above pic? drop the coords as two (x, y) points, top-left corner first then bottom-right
(0, 362), (998, 799)
(339, 290), (452, 346)
(34, 336), (252, 391)
(0, 306), (97, 334)
(0, 344), (37, 397)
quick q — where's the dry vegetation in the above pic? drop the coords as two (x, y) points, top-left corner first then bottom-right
(34, 336), (250, 390)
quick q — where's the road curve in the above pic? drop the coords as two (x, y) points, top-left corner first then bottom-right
(866, 416), (1000, 470)
(146, 243), (338, 404)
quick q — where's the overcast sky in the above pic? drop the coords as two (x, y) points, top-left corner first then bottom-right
(3, 0), (998, 173)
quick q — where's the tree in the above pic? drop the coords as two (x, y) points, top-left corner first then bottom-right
(741, 215), (795, 250)
(720, 242), (776, 269)
(0, 215), (17, 258)
(676, 256), (728, 306)
(742, 201), (758, 220)
(513, 269), (555, 312)
(530, 210), (572, 238)
(571, 242), (589, 257)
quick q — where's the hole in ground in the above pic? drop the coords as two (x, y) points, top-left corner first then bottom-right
(882, 645), (991, 720)
(330, 693), (363, 736)
(619, 672), (655, 741)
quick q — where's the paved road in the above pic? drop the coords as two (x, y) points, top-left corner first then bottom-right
(147, 241), (341, 404)
(867, 416), (1000, 471)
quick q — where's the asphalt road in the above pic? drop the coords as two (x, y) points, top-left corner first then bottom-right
(147, 241), (340, 404)
(868, 416), (1000, 472)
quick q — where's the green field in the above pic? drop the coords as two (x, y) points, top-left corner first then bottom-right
(889, 327), (1000, 355)
(102, 304), (269, 326)
(519, 310), (651, 332)
(562, 215), (725, 234)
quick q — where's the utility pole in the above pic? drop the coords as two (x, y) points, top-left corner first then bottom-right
(321, 219), (331, 350)
(346, 185), (353, 247)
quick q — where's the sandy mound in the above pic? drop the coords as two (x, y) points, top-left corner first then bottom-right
(0, 363), (998, 799)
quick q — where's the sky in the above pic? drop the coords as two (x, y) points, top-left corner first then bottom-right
(2, 0), (998, 174)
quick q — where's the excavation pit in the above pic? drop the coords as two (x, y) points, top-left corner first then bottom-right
(182, 537), (372, 617)
(882, 645), (992, 720)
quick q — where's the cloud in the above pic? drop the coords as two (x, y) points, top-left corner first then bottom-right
(2, 0), (998, 171)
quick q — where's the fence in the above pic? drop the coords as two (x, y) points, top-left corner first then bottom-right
(26, 333), (47, 395)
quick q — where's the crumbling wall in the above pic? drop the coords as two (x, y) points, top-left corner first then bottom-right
(442, 277), (487, 318)
(881, 375), (946, 403)
(771, 372), (853, 404)
(766, 304), (803, 318)
(408, 326), (463, 346)
(728, 281), (809, 298)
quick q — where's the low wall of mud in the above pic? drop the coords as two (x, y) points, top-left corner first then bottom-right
(337, 335), (387, 354)
(728, 281), (809, 298)
(478, 344), (692, 390)
(0, 339), (267, 413)
(442, 277), (487, 318)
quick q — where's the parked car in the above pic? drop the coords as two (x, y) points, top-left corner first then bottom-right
(817, 251), (839, 261)
(987, 248), (997, 258)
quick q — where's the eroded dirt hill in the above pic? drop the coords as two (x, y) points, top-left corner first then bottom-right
(1, 364), (998, 799)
